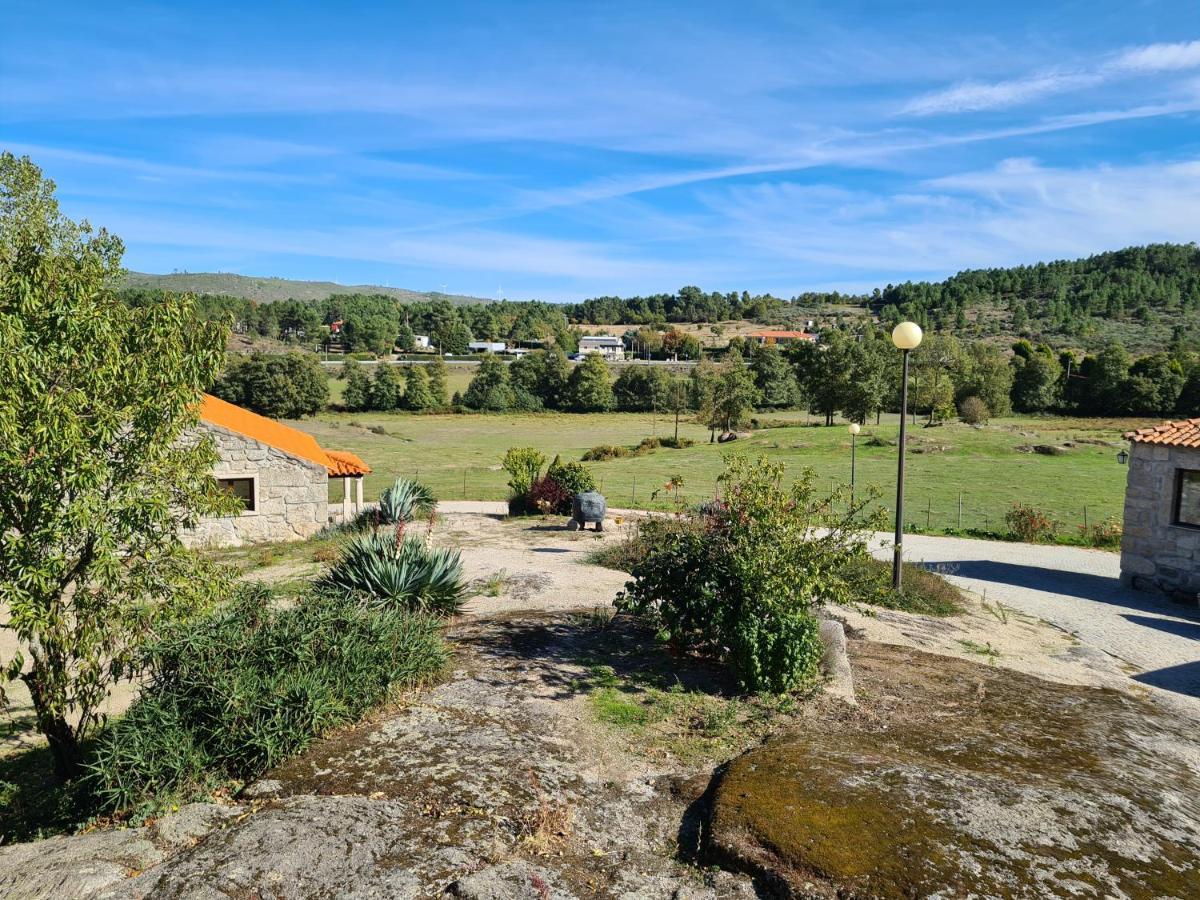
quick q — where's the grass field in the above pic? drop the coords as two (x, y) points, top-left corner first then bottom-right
(292, 409), (1138, 539)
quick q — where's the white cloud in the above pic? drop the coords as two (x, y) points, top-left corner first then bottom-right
(901, 72), (1101, 116)
(1111, 40), (1200, 72)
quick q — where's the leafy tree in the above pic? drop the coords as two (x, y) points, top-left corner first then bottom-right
(910, 334), (966, 425)
(402, 365), (435, 411)
(662, 374), (692, 443)
(612, 365), (670, 412)
(565, 353), (613, 411)
(342, 315), (396, 356)
(343, 365), (373, 411)
(792, 330), (853, 425)
(213, 352), (329, 418)
(957, 343), (1013, 418)
(0, 153), (237, 778)
(703, 353), (759, 433)
(426, 356), (449, 408)
(370, 363), (404, 411)
(536, 347), (571, 409)
(1010, 344), (1062, 412)
(1127, 353), (1186, 416)
(750, 343), (799, 409)
(841, 337), (891, 424)
(397, 323), (416, 353)
(463, 354), (514, 411)
(434, 317), (472, 354)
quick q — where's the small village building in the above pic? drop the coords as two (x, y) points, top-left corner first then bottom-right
(183, 394), (371, 548)
(468, 341), (508, 353)
(413, 334), (431, 350)
(1120, 417), (1200, 602)
(748, 330), (817, 346)
(578, 335), (624, 359)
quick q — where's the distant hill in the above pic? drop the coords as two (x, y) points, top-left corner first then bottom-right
(123, 271), (489, 307)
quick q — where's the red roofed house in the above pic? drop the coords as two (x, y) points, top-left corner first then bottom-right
(748, 330), (817, 346)
(1120, 418), (1200, 602)
(184, 394), (371, 547)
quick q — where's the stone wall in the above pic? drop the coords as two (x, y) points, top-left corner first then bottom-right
(1119, 442), (1200, 602)
(182, 424), (329, 548)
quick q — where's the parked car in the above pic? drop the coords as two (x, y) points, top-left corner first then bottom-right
(569, 353), (584, 361)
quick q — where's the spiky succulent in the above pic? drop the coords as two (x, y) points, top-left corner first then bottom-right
(378, 477), (437, 526)
(316, 530), (466, 616)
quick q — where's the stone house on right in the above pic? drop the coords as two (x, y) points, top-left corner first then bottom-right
(1120, 417), (1200, 603)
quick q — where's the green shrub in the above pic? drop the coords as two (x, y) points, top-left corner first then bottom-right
(658, 436), (695, 449)
(587, 516), (701, 572)
(582, 444), (630, 461)
(957, 395), (989, 425)
(87, 587), (447, 816)
(617, 456), (882, 693)
(635, 436), (662, 453)
(1005, 502), (1059, 542)
(502, 447), (546, 497)
(546, 457), (597, 495)
(378, 477), (437, 525)
(315, 531), (467, 615)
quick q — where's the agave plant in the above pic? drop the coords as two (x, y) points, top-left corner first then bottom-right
(378, 477), (437, 526)
(316, 530), (466, 616)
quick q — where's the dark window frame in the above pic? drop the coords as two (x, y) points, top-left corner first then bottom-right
(217, 476), (257, 513)
(1173, 468), (1200, 529)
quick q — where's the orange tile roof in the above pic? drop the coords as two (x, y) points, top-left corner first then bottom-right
(199, 394), (371, 476)
(1124, 418), (1200, 449)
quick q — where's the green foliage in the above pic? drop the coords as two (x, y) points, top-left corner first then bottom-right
(462, 354), (515, 411)
(566, 353), (614, 411)
(377, 477), (437, 525)
(315, 531), (467, 615)
(582, 444), (631, 461)
(840, 557), (964, 616)
(370, 363), (404, 411)
(501, 446), (547, 498)
(617, 456), (882, 693)
(546, 456), (597, 494)
(0, 153), (238, 780)
(702, 354), (759, 433)
(87, 586), (448, 815)
(402, 364), (435, 410)
(213, 351), (329, 418)
(750, 344), (800, 409)
(426, 356), (449, 408)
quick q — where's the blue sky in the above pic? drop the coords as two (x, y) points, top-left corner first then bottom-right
(3, 1), (1199, 301)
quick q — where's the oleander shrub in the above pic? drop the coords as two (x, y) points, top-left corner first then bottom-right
(616, 456), (882, 693)
(87, 586), (448, 816)
(315, 530), (467, 616)
(1005, 502), (1059, 543)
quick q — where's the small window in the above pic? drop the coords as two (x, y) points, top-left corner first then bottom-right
(1175, 469), (1200, 528)
(217, 477), (256, 513)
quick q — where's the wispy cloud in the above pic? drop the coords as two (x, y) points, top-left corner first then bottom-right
(901, 72), (1102, 116)
(902, 37), (1200, 117)
(1111, 39), (1200, 72)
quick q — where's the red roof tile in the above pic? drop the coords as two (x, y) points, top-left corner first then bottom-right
(199, 394), (371, 476)
(1124, 418), (1200, 449)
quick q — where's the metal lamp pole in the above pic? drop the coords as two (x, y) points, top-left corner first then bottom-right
(891, 322), (923, 591)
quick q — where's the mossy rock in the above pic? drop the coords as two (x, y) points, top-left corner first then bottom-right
(707, 642), (1200, 898)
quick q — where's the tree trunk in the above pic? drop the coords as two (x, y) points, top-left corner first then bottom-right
(674, 410), (680, 443)
(23, 671), (84, 781)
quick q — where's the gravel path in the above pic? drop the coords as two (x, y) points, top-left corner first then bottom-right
(873, 533), (1200, 710)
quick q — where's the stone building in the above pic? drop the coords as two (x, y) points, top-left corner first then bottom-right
(1119, 417), (1200, 603)
(183, 394), (371, 548)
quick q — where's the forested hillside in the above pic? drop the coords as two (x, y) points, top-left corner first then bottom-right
(123, 271), (487, 307)
(566, 243), (1200, 355)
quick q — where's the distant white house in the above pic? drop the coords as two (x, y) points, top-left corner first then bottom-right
(578, 335), (624, 360)
(413, 334), (431, 350)
(468, 341), (508, 353)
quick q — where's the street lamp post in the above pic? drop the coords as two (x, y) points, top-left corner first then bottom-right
(891, 321), (923, 590)
(848, 422), (860, 508)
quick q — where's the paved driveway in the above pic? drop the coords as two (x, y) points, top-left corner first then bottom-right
(871, 534), (1200, 707)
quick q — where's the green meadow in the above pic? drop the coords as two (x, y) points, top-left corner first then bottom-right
(293, 409), (1137, 538)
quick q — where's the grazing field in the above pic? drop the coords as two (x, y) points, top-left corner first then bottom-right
(292, 410), (1137, 539)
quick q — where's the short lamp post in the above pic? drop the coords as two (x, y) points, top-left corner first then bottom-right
(848, 422), (860, 508)
(891, 321), (923, 590)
